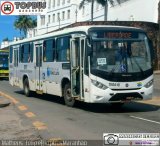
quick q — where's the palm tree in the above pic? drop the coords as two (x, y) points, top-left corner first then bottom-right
(14, 16), (37, 37)
(79, 0), (95, 21)
(79, 0), (118, 21)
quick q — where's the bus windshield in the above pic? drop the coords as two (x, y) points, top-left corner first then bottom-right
(89, 30), (152, 81)
(0, 54), (9, 69)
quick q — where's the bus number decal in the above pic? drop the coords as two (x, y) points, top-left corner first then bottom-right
(109, 83), (120, 87)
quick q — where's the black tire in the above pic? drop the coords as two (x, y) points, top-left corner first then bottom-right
(23, 78), (31, 97)
(64, 83), (75, 107)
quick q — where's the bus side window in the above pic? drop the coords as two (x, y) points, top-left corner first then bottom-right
(20, 45), (24, 63)
(43, 39), (55, 62)
(43, 41), (46, 62)
(29, 43), (34, 62)
(56, 36), (70, 62)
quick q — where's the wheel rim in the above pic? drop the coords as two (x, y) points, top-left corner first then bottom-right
(66, 88), (72, 102)
(24, 84), (28, 94)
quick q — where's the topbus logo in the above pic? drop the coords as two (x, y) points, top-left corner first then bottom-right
(0, 1), (47, 15)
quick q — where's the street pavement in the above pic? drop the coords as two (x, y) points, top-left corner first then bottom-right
(0, 74), (159, 142)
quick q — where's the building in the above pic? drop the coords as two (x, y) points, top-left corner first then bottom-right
(37, 0), (78, 35)
(0, 41), (9, 49)
(36, 0), (159, 36)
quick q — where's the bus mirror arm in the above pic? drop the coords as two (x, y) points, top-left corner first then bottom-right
(88, 56), (91, 77)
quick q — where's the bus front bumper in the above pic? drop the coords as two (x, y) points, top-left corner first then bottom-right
(89, 85), (153, 103)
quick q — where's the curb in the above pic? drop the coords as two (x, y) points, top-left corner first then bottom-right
(154, 71), (160, 74)
(0, 96), (11, 108)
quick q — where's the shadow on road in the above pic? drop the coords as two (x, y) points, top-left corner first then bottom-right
(15, 90), (160, 113)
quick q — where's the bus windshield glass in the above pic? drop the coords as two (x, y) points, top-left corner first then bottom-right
(0, 53), (9, 69)
(89, 30), (152, 81)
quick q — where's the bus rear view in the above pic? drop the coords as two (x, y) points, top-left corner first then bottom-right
(87, 27), (153, 105)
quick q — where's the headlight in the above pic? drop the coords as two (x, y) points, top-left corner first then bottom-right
(91, 79), (108, 90)
(144, 79), (153, 88)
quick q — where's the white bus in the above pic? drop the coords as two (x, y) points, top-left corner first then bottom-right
(9, 24), (154, 107)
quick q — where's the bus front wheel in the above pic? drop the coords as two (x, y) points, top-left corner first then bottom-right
(64, 83), (75, 107)
(23, 78), (31, 97)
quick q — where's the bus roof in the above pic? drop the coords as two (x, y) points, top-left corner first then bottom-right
(10, 24), (144, 46)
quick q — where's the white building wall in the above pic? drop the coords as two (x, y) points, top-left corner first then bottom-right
(36, 0), (159, 35)
(79, 0), (159, 22)
(37, 0), (79, 35)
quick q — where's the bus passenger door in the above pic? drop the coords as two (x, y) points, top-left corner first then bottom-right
(35, 45), (43, 93)
(13, 49), (18, 86)
(70, 37), (85, 100)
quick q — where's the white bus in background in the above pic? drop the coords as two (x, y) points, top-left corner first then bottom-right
(9, 24), (154, 107)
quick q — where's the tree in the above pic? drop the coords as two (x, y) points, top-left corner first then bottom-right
(14, 16), (37, 37)
(79, 0), (119, 21)
(79, 0), (95, 21)
(2, 37), (9, 42)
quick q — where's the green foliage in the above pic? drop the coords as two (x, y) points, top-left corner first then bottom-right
(2, 37), (9, 42)
(14, 16), (37, 37)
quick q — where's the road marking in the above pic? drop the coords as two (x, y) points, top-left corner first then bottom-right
(33, 121), (47, 130)
(25, 112), (35, 118)
(0, 91), (19, 104)
(18, 105), (28, 111)
(130, 116), (160, 125)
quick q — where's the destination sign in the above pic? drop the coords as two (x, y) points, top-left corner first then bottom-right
(90, 31), (139, 39)
(105, 32), (132, 38)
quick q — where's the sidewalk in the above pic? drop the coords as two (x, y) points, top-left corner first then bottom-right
(0, 96), (41, 140)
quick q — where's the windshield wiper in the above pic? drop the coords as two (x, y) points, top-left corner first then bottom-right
(131, 56), (144, 76)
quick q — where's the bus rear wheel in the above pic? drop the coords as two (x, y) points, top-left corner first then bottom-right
(23, 78), (31, 97)
(64, 83), (75, 107)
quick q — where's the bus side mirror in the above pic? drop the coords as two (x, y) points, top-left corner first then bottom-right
(148, 39), (154, 62)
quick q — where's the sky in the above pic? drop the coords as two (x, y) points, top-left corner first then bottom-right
(0, 15), (21, 43)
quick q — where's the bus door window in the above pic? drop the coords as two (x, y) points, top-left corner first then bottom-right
(73, 38), (80, 95)
(36, 46), (42, 67)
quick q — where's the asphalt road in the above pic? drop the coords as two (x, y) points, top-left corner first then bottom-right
(0, 80), (160, 141)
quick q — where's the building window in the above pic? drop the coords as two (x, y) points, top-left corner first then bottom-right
(57, 13), (60, 22)
(41, 16), (45, 25)
(48, 0), (51, 8)
(57, 0), (60, 6)
(48, 15), (50, 24)
(67, 0), (70, 3)
(43, 39), (55, 62)
(62, 0), (65, 5)
(53, 14), (55, 22)
(52, 0), (55, 8)
(96, 3), (99, 10)
(62, 11), (65, 20)
(82, 6), (85, 15)
(67, 10), (70, 19)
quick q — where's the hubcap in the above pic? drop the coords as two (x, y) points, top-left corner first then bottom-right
(25, 85), (28, 94)
(66, 89), (72, 101)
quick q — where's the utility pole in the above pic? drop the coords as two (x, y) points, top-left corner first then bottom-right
(104, 0), (108, 21)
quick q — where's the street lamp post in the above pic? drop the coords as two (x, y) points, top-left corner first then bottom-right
(104, 0), (108, 21)
(46, 23), (48, 33)
(75, 9), (78, 22)
(58, 15), (61, 29)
